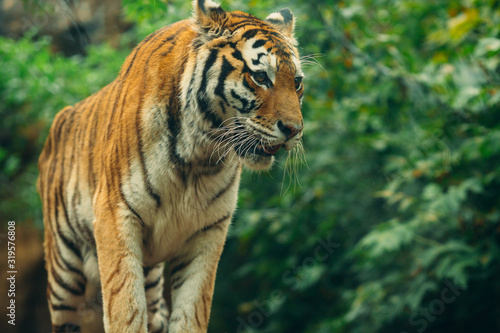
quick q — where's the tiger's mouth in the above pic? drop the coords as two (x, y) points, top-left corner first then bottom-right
(224, 121), (283, 157)
(257, 144), (283, 155)
(235, 140), (283, 157)
(230, 130), (287, 170)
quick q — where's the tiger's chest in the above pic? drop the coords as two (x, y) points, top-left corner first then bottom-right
(126, 157), (242, 267)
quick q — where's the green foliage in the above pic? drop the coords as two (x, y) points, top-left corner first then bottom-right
(214, 1), (500, 332)
(0, 30), (128, 223)
(1, 0), (499, 332)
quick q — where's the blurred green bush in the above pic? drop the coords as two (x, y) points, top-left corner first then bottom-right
(0, 31), (128, 223)
(1, 0), (499, 332)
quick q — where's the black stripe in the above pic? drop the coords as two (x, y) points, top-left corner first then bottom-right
(124, 51), (139, 77)
(73, 97), (90, 112)
(51, 303), (77, 311)
(79, 217), (95, 246)
(252, 52), (267, 66)
(207, 168), (238, 205)
(53, 323), (81, 333)
(55, 212), (82, 263)
(170, 258), (194, 277)
(53, 238), (86, 283)
(201, 214), (231, 232)
(62, 107), (77, 137)
(169, 314), (183, 323)
(229, 20), (265, 31)
(161, 44), (175, 57)
(230, 13), (262, 20)
(252, 39), (267, 48)
(170, 274), (183, 286)
(58, 191), (81, 252)
(50, 242), (86, 290)
(122, 25), (170, 78)
(53, 111), (68, 139)
(242, 28), (283, 40)
(110, 275), (128, 295)
(147, 298), (160, 308)
(144, 264), (163, 277)
(66, 111), (79, 188)
(184, 55), (198, 110)
(127, 308), (139, 326)
(51, 266), (85, 296)
(230, 46), (253, 76)
(141, 25), (169, 45)
(230, 89), (252, 113)
(136, 130), (162, 208)
(172, 276), (188, 290)
(219, 101), (226, 114)
(106, 79), (124, 140)
(166, 109), (186, 168)
(197, 49), (223, 128)
(232, 49), (243, 61)
(54, 195), (83, 262)
(120, 188), (145, 225)
(242, 29), (258, 40)
(186, 214), (231, 243)
(267, 18), (284, 25)
(214, 56), (235, 109)
(47, 282), (64, 301)
(99, 83), (118, 134)
(145, 275), (162, 290)
(87, 91), (105, 188)
(105, 254), (124, 285)
(242, 75), (255, 93)
(143, 265), (154, 276)
(48, 116), (67, 185)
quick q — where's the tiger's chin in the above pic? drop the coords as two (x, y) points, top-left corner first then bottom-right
(242, 154), (275, 170)
(235, 141), (282, 170)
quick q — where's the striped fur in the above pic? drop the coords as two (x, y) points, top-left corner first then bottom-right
(37, 1), (304, 332)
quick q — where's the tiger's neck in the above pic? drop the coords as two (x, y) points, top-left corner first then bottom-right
(124, 21), (237, 175)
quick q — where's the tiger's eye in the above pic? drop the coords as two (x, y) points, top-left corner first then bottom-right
(254, 71), (268, 84)
(295, 77), (303, 91)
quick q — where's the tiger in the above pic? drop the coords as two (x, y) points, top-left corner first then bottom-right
(37, 0), (304, 332)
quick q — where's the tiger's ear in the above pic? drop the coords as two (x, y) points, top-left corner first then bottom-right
(193, 0), (227, 34)
(265, 8), (295, 38)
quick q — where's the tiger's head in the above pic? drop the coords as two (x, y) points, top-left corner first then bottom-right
(183, 0), (304, 170)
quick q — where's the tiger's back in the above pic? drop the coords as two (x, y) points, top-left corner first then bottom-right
(38, 2), (304, 332)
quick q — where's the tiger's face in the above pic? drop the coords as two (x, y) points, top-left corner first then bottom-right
(190, 1), (304, 170)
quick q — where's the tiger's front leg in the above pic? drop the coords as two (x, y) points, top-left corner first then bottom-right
(94, 199), (148, 332)
(168, 214), (232, 333)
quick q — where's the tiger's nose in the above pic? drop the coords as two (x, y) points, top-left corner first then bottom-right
(277, 120), (303, 139)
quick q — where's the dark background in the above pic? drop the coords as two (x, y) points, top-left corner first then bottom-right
(1, 0), (499, 332)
